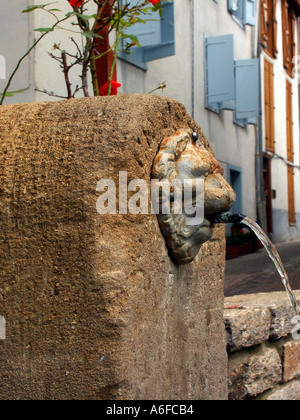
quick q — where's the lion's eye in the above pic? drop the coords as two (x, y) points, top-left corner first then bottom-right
(192, 132), (199, 142)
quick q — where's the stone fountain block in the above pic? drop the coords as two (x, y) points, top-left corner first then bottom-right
(0, 95), (227, 400)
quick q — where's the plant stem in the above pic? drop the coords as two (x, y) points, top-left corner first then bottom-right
(61, 52), (72, 99)
(81, 38), (92, 97)
(107, 0), (121, 96)
(90, 57), (99, 96)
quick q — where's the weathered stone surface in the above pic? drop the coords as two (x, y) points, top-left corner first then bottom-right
(281, 340), (300, 382)
(228, 345), (282, 400)
(225, 308), (271, 352)
(260, 379), (300, 400)
(0, 95), (228, 400)
(225, 291), (300, 341)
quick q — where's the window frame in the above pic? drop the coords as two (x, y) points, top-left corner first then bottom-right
(228, 0), (257, 27)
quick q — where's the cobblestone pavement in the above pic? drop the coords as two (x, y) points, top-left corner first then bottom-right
(225, 239), (300, 297)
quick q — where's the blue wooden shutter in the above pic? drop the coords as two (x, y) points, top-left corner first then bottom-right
(205, 34), (235, 112)
(118, 1), (175, 70)
(244, 0), (256, 26)
(124, 0), (161, 47)
(235, 58), (259, 121)
(161, 2), (175, 44)
(144, 2), (175, 62)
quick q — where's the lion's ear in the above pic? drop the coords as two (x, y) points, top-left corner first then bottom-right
(175, 139), (188, 159)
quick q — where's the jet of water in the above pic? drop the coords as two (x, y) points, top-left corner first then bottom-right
(242, 217), (300, 316)
(209, 212), (300, 316)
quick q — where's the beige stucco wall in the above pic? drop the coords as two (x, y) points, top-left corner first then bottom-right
(0, 0), (35, 104)
(0, 0), (95, 104)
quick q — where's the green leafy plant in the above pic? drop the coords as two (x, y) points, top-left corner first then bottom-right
(0, 0), (171, 105)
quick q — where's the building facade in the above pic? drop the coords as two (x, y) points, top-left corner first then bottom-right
(259, 0), (300, 242)
(1, 0), (300, 242)
(118, 0), (259, 225)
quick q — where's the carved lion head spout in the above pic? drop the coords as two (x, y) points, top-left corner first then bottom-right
(151, 128), (236, 264)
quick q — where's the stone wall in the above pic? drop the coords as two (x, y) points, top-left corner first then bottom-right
(0, 95), (228, 400)
(225, 291), (300, 400)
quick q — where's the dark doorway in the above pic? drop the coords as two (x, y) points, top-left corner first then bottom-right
(229, 168), (242, 214)
(263, 154), (273, 233)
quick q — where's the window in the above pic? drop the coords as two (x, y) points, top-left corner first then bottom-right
(264, 59), (275, 152)
(118, 1), (175, 70)
(205, 34), (259, 124)
(260, 0), (278, 58)
(228, 0), (257, 26)
(282, 0), (296, 76)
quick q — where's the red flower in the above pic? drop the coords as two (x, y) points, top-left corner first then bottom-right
(68, 0), (84, 8)
(100, 80), (122, 96)
(149, 0), (161, 5)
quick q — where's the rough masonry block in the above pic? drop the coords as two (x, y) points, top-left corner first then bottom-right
(281, 340), (300, 383)
(228, 345), (282, 400)
(0, 95), (228, 400)
(225, 307), (271, 352)
(260, 378), (300, 400)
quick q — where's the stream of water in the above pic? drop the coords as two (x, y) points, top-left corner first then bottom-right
(242, 216), (300, 316)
